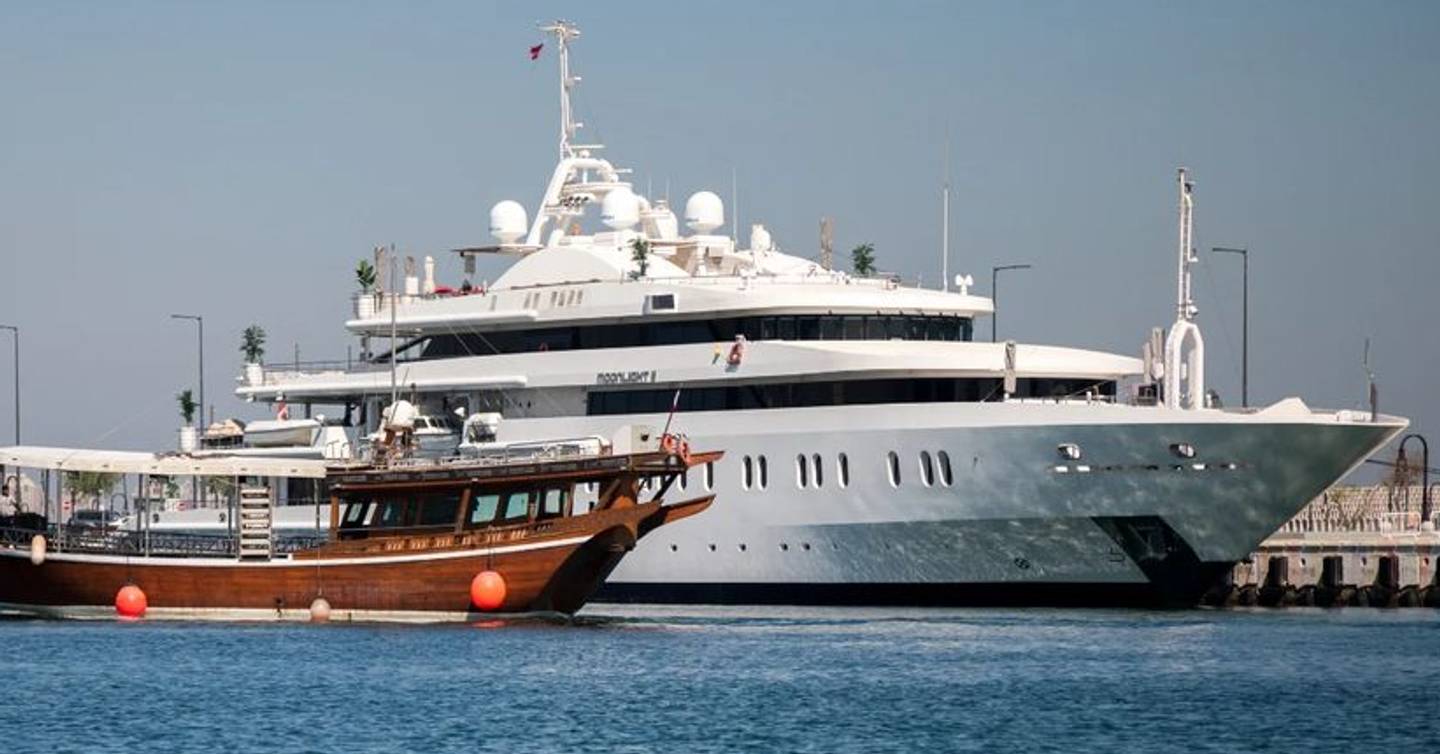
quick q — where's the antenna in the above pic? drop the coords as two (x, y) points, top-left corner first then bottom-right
(539, 20), (582, 160)
(1363, 337), (1378, 421)
(731, 167), (738, 242)
(820, 216), (834, 270)
(941, 138), (950, 291)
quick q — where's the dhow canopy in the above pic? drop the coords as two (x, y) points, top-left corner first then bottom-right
(0, 446), (328, 479)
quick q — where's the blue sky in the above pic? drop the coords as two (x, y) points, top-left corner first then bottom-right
(1, 1), (1437, 460)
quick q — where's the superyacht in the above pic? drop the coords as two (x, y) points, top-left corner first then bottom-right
(232, 22), (1405, 605)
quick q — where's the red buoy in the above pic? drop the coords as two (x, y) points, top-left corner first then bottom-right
(115, 584), (147, 619)
(470, 570), (507, 611)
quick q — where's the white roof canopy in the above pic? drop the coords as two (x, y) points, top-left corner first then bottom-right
(0, 446), (328, 479)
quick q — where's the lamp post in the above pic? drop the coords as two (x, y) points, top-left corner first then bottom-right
(170, 314), (204, 430)
(1396, 434), (1431, 528)
(0, 325), (16, 443)
(990, 264), (1032, 342)
(1212, 247), (1249, 407)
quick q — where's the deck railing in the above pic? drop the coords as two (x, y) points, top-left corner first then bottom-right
(0, 525), (327, 559)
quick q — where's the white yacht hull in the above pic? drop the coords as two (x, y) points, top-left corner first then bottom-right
(492, 401), (1402, 606)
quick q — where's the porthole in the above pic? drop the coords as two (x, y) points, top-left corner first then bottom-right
(704, 461), (715, 491)
(742, 455), (754, 490)
(801, 543), (812, 551)
(670, 544), (678, 552)
(780, 543), (789, 551)
(758, 455), (768, 490)
(796, 454), (809, 489)
(937, 451), (953, 486)
(919, 451), (935, 487)
(812, 454), (824, 488)
(887, 451), (901, 487)
(738, 543), (748, 552)
(708, 544), (717, 552)
(837, 453), (850, 488)
(1170, 443), (1197, 459)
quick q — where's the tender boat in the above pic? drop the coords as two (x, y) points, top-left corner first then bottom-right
(0, 419), (718, 621)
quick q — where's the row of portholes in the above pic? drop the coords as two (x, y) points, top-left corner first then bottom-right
(795, 453), (851, 490)
(521, 288), (584, 310)
(886, 450), (954, 488)
(668, 542), (837, 553)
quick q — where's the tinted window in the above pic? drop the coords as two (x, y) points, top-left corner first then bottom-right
(469, 493), (501, 526)
(416, 492), (461, 527)
(503, 491), (530, 521)
(587, 377), (1113, 415)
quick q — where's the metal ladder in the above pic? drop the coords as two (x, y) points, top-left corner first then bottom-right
(238, 486), (273, 560)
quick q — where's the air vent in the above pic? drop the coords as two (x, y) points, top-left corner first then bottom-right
(645, 293), (677, 313)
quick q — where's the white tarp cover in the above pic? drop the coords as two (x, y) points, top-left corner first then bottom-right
(0, 446), (328, 479)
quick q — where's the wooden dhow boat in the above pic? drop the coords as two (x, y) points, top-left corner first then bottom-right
(0, 422), (718, 621)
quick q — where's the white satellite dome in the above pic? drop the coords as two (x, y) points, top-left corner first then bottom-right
(600, 187), (640, 230)
(382, 400), (418, 431)
(684, 191), (724, 234)
(489, 200), (528, 244)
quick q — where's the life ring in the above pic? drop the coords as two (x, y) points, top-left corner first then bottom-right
(727, 342), (744, 366)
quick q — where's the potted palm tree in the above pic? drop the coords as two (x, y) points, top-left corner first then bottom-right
(241, 325), (266, 386)
(850, 243), (876, 277)
(177, 389), (199, 452)
(355, 258), (379, 318)
(629, 238), (651, 279)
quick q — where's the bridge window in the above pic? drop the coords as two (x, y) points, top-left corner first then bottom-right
(587, 377), (1116, 415)
(417, 314), (974, 359)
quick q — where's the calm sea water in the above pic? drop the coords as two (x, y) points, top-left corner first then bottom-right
(1, 606), (1437, 753)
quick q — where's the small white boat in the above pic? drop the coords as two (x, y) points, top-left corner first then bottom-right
(243, 418), (321, 448)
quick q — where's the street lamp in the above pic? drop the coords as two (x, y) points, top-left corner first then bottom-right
(1212, 247), (1249, 407)
(990, 264), (1033, 342)
(170, 314), (204, 430)
(0, 325), (16, 444)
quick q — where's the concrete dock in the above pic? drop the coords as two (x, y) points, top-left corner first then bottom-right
(1205, 484), (1440, 607)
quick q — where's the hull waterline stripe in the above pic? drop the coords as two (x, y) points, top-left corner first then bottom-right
(0, 534), (592, 568)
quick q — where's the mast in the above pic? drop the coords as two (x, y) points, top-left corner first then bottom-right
(540, 20), (582, 161)
(1162, 168), (1205, 410)
(941, 139), (950, 291)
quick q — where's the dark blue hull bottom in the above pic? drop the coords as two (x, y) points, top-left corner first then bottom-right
(594, 565), (1234, 609)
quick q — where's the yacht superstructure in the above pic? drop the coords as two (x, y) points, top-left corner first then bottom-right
(233, 22), (1406, 605)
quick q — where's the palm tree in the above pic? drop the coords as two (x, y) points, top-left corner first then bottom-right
(240, 325), (266, 364)
(65, 471), (118, 507)
(851, 243), (876, 276)
(355, 258), (378, 293)
(177, 389), (197, 426)
(630, 237), (651, 278)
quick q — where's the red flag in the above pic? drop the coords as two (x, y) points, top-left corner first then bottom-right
(529, 43), (544, 60)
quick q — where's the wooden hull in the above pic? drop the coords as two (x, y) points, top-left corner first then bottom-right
(0, 497), (712, 620)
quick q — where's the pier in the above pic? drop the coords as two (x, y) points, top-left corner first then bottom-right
(1206, 484), (1440, 607)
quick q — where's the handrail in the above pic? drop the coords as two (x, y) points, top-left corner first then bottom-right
(0, 525), (326, 559)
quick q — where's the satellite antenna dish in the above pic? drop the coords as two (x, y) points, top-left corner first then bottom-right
(954, 274), (974, 295)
